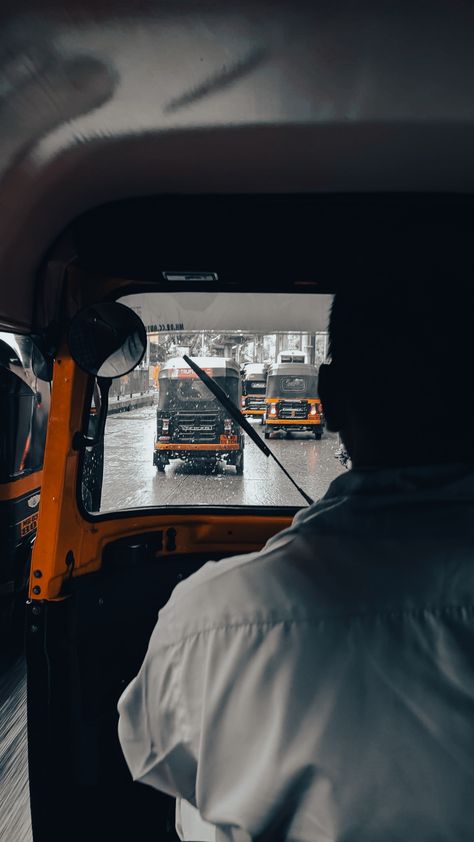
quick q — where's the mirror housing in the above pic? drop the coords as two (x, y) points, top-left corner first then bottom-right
(31, 338), (54, 382)
(68, 302), (147, 379)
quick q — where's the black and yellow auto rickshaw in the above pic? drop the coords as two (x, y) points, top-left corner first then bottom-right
(241, 363), (268, 420)
(264, 362), (323, 439)
(0, 2), (472, 842)
(154, 356), (244, 473)
(0, 334), (50, 644)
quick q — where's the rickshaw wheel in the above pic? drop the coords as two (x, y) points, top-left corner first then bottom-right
(314, 431), (322, 440)
(155, 460), (166, 472)
(264, 430), (270, 439)
(235, 452), (244, 475)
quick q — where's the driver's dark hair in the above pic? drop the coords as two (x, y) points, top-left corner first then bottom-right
(328, 278), (474, 432)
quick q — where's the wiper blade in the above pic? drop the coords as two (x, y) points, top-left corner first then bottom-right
(183, 355), (313, 506)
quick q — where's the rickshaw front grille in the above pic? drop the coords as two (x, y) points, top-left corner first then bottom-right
(175, 411), (220, 442)
(279, 400), (308, 419)
(247, 397), (265, 410)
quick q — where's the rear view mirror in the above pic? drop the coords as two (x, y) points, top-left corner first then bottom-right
(68, 302), (147, 379)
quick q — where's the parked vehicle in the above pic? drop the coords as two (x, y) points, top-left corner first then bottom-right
(154, 357), (244, 473)
(264, 362), (323, 438)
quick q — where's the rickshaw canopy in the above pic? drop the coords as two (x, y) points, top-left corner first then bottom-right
(158, 357), (241, 380)
(1, 1), (474, 331)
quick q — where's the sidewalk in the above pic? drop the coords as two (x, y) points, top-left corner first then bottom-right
(108, 390), (158, 414)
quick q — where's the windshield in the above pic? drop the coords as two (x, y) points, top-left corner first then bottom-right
(282, 377), (304, 392)
(158, 377), (239, 408)
(82, 292), (344, 513)
(267, 375), (319, 397)
(244, 379), (266, 394)
(0, 336), (50, 479)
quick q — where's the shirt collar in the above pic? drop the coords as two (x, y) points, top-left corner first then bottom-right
(324, 462), (474, 502)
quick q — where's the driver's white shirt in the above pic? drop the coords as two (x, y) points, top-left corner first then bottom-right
(118, 464), (474, 841)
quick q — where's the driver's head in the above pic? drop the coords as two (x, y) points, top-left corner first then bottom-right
(319, 279), (474, 468)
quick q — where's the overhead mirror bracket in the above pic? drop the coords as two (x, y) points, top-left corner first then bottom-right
(30, 333), (56, 382)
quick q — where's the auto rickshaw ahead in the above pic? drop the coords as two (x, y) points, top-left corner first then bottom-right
(154, 357), (245, 474)
(241, 363), (268, 421)
(264, 362), (323, 439)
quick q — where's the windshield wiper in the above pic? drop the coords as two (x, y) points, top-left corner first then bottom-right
(183, 355), (313, 506)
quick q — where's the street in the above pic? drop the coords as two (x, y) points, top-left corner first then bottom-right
(101, 405), (345, 510)
(0, 406), (345, 841)
(0, 654), (30, 842)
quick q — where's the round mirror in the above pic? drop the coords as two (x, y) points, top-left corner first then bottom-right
(68, 302), (147, 379)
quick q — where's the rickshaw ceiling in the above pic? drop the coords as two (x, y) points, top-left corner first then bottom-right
(2, 1), (474, 332)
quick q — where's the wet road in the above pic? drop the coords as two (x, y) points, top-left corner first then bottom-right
(101, 405), (345, 510)
(1, 406), (345, 841)
(0, 655), (31, 842)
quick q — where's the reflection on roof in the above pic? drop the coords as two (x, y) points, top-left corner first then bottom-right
(243, 363), (267, 377)
(268, 363), (318, 377)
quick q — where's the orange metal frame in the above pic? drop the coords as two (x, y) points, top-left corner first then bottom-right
(265, 417), (321, 425)
(0, 471), (43, 501)
(265, 398), (321, 404)
(155, 442), (240, 451)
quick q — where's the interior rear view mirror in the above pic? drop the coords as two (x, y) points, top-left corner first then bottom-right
(68, 302), (147, 379)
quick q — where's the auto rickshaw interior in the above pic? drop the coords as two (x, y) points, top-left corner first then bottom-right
(25, 193), (474, 841)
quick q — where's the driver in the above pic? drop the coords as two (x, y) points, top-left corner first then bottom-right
(118, 280), (474, 841)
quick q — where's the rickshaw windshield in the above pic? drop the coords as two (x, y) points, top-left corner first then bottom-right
(82, 290), (339, 513)
(267, 375), (318, 397)
(0, 336), (50, 478)
(244, 379), (267, 394)
(158, 377), (239, 409)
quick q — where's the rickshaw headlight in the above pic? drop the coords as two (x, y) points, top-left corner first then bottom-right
(269, 404), (277, 417)
(162, 418), (170, 433)
(309, 404), (318, 417)
(224, 418), (232, 433)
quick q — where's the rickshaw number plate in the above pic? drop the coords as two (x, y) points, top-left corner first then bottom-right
(20, 512), (39, 537)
